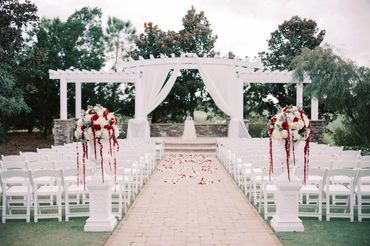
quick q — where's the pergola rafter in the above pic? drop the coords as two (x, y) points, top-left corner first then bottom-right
(49, 53), (319, 131)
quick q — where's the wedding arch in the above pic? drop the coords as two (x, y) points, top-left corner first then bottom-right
(49, 53), (317, 139)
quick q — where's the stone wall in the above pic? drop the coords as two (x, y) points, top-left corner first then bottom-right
(53, 118), (324, 144)
(310, 120), (325, 143)
(150, 123), (228, 137)
(53, 119), (75, 145)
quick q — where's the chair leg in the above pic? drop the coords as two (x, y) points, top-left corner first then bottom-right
(350, 194), (354, 222)
(58, 193), (62, 222)
(65, 193), (70, 222)
(2, 194), (6, 223)
(358, 194), (362, 222)
(318, 193), (322, 221)
(33, 193), (38, 223)
(326, 194), (330, 222)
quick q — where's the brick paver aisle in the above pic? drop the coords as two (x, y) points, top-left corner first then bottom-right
(106, 154), (281, 246)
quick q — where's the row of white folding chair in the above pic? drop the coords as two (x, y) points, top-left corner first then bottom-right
(259, 167), (370, 222)
(0, 167), (128, 223)
(1, 169), (62, 223)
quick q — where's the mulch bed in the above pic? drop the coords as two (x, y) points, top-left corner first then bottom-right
(0, 132), (54, 156)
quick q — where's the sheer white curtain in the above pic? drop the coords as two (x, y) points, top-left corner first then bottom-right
(197, 61), (250, 138)
(127, 65), (180, 138)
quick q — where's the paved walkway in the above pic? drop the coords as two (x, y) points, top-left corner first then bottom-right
(106, 154), (281, 246)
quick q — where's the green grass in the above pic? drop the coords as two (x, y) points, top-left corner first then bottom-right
(276, 217), (370, 246)
(0, 218), (111, 246)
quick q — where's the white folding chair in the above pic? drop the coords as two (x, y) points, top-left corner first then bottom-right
(356, 169), (370, 222)
(298, 167), (327, 221)
(30, 169), (62, 222)
(258, 168), (276, 220)
(325, 168), (357, 222)
(62, 168), (89, 221)
(1, 170), (32, 223)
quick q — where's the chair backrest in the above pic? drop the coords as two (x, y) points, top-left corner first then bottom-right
(358, 156), (370, 169)
(296, 167), (327, 185)
(357, 169), (370, 181)
(28, 160), (54, 170)
(326, 168), (357, 188)
(0, 169), (31, 187)
(1, 154), (26, 162)
(1, 160), (29, 170)
(30, 169), (61, 187)
(37, 148), (57, 154)
(53, 160), (74, 170)
(20, 151), (48, 162)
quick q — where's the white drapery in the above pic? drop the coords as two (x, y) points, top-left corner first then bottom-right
(127, 65), (180, 138)
(127, 61), (251, 139)
(197, 61), (250, 138)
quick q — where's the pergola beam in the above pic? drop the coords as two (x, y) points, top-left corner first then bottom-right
(49, 69), (137, 83)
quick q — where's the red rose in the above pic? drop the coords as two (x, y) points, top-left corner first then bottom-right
(92, 124), (101, 130)
(293, 117), (299, 122)
(81, 125), (86, 130)
(104, 125), (112, 130)
(91, 114), (99, 121)
(282, 121), (289, 129)
(270, 117), (277, 124)
(103, 109), (109, 119)
(109, 117), (116, 125)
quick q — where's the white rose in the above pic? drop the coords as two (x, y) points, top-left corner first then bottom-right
(101, 129), (110, 139)
(272, 130), (283, 140)
(84, 114), (93, 122)
(95, 117), (108, 128)
(113, 125), (120, 135)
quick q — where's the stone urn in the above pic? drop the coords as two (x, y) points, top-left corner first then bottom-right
(193, 110), (207, 123)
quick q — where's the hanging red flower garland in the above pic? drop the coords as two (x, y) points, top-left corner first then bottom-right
(75, 105), (120, 189)
(268, 105), (311, 184)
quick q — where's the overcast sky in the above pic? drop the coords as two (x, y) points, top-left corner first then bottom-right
(33, 0), (370, 67)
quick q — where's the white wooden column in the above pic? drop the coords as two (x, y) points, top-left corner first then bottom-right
(134, 70), (145, 119)
(311, 96), (319, 120)
(75, 81), (82, 119)
(60, 78), (68, 120)
(296, 83), (303, 107)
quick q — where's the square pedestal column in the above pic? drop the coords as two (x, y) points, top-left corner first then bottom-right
(84, 176), (117, 232)
(271, 175), (304, 232)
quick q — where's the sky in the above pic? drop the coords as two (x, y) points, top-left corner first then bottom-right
(33, 0), (370, 67)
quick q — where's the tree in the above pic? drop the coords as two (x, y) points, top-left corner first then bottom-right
(250, 16), (326, 117)
(294, 47), (370, 146)
(105, 17), (136, 70)
(0, 0), (38, 142)
(13, 7), (105, 136)
(131, 6), (219, 123)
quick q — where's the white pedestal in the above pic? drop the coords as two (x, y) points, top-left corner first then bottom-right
(84, 175), (117, 232)
(271, 174), (304, 232)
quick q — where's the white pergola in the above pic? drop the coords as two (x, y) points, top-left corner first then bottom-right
(49, 53), (318, 138)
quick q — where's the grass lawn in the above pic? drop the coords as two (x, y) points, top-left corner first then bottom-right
(276, 217), (370, 246)
(0, 218), (111, 246)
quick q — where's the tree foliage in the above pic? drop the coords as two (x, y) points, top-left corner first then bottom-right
(0, 0), (38, 141)
(105, 17), (136, 70)
(249, 16), (325, 117)
(131, 6), (219, 123)
(12, 7), (105, 135)
(294, 47), (370, 146)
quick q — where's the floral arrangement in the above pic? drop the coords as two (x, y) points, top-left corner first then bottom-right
(75, 105), (119, 188)
(268, 105), (311, 183)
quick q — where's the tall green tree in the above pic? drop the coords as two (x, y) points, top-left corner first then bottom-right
(14, 7), (105, 136)
(249, 16), (326, 117)
(294, 47), (370, 146)
(131, 6), (218, 123)
(105, 17), (136, 70)
(0, 0), (38, 142)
